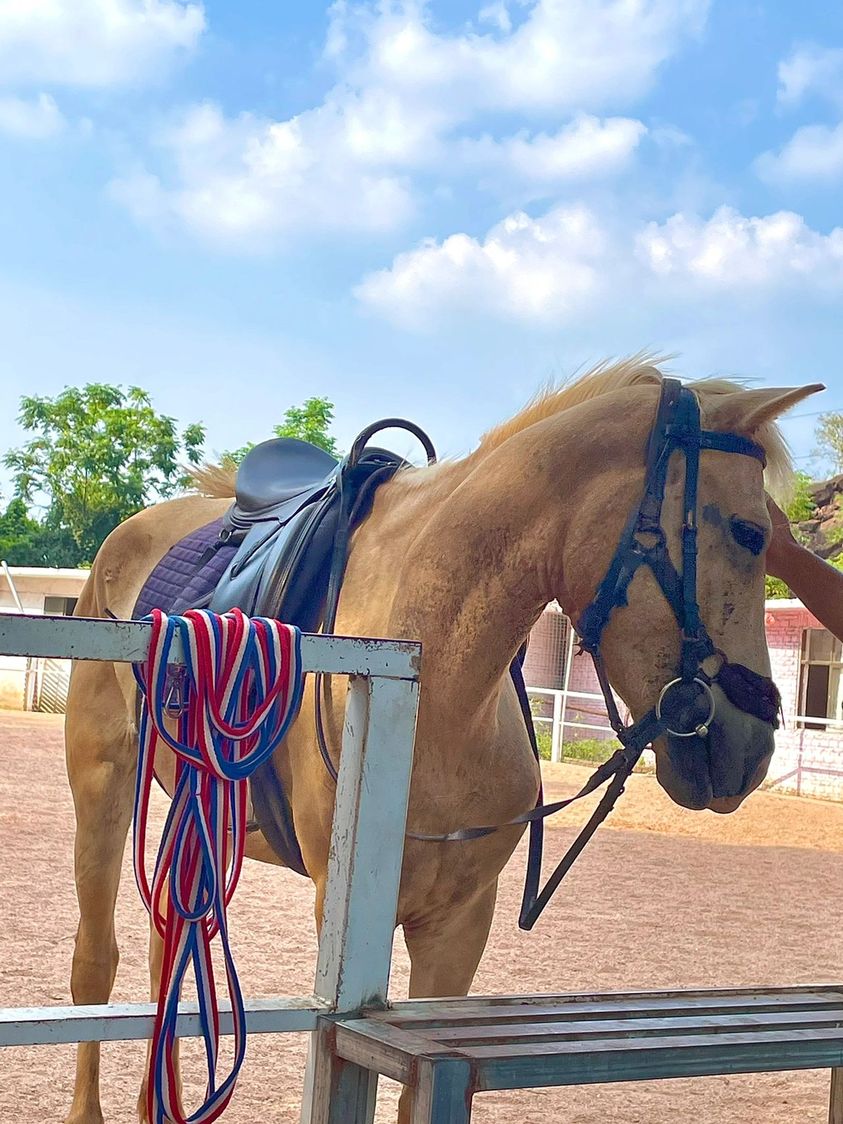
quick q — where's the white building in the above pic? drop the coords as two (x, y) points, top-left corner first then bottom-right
(0, 564), (89, 710)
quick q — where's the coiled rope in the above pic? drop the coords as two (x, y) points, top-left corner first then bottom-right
(133, 608), (304, 1123)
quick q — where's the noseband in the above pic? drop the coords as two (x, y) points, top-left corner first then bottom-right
(576, 377), (780, 758)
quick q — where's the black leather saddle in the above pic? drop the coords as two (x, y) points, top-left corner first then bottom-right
(208, 419), (437, 873)
(232, 437), (340, 518)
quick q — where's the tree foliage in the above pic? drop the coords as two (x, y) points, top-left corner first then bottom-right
(3, 384), (204, 565)
(223, 396), (339, 465)
(815, 412), (843, 476)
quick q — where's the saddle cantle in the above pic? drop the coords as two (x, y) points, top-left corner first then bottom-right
(227, 437), (340, 520)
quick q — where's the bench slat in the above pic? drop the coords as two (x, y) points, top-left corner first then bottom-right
(375, 988), (843, 1030)
(468, 1025), (843, 1091)
(429, 1007), (843, 1047)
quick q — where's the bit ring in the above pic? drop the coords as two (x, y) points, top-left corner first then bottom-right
(656, 677), (716, 738)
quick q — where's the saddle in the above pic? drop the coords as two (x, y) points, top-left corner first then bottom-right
(207, 419), (438, 873)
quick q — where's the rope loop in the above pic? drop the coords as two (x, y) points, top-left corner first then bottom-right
(133, 608), (304, 1123)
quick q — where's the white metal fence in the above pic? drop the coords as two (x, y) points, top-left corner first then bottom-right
(526, 685), (619, 761)
(0, 612), (422, 1124)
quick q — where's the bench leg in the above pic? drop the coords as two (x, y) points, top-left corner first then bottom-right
(411, 1058), (474, 1124)
(301, 1022), (378, 1124)
(830, 1067), (843, 1124)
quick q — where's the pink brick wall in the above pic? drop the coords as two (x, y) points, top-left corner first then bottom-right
(526, 603), (843, 801)
(763, 605), (843, 802)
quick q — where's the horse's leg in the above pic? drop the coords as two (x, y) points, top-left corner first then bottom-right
(65, 661), (137, 1124)
(137, 899), (182, 1123)
(397, 879), (499, 1124)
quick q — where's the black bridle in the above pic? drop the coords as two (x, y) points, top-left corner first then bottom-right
(577, 377), (780, 752)
(408, 378), (781, 930)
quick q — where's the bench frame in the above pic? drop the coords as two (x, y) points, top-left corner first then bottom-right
(334, 987), (843, 1123)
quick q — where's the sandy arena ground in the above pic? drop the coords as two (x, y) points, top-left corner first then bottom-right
(2, 711), (843, 1123)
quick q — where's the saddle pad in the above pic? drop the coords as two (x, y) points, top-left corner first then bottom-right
(134, 518), (234, 618)
(133, 518), (308, 877)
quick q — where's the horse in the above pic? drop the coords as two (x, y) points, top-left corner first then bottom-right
(62, 357), (820, 1123)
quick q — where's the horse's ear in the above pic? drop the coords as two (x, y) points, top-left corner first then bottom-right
(705, 384), (825, 434)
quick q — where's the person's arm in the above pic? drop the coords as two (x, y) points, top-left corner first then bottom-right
(766, 496), (843, 642)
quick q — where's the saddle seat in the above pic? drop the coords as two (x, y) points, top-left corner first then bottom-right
(232, 437), (340, 517)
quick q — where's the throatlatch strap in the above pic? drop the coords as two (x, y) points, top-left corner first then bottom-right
(133, 609), (304, 1124)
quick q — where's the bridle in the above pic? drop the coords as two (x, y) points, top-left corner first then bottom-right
(576, 377), (780, 756)
(407, 378), (782, 929)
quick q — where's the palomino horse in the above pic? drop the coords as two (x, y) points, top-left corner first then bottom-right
(64, 358), (820, 1122)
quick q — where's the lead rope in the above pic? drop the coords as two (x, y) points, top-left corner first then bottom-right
(133, 608), (304, 1124)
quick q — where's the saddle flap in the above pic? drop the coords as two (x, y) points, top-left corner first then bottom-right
(209, 505), (327, 617)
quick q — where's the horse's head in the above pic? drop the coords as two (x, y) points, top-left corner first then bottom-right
(560, 374), (823, 814)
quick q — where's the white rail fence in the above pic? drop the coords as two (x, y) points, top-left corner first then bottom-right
(0, 612), (422, 1124)
(528, 674), (843, 801)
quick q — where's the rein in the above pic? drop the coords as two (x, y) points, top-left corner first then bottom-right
(407, 379), (780, 930)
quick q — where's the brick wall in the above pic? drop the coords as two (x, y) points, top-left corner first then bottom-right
(764, 605), (843, 802)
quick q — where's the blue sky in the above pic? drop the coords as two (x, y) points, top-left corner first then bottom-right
(1, 1), (842, 492)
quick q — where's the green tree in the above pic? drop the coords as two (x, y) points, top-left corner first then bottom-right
(0, 498), (85, 567)
(274, 396), (339, 455)
(3, 384), (205, 564)
(224, 396), (339, 465)
(0, 498), (43, 565)
(815, 412), (843, 475)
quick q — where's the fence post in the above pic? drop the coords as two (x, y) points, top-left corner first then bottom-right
(550, 690), (563, 763)
(301, 671), (420, 1124)
(555, 622), (576, 759)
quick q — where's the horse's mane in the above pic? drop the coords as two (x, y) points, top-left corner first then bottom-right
(477, 352), (792, 497)
(191, 353), (792, 499)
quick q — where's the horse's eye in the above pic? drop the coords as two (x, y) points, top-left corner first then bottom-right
(729, 517), (765, 556)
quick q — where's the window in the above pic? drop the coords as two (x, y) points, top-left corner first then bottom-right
(43, 595), (78, 616)
(798, 629), (843, 730)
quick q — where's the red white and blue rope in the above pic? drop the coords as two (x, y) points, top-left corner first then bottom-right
(133, 608), (304, 1124)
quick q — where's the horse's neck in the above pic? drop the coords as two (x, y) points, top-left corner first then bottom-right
(344, 397), (649, 720)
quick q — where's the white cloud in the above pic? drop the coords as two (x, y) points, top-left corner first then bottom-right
(111, 1), (706, 246)
(0, 93), (64, 138)
(0, 0), (205, 88)
(637, 207), (843, 287)
(328, 0), (709, 115)
(108, 101), (415, 248)
(461, 115), (647, 184)
(756, 121), (843, 184)
(760, 43), (843, 184)
(354, 205), (609, 327)
(356, 204), (843, 327)
(777, 44), (843, 109)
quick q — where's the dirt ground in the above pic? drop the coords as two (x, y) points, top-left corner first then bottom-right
(2, 711), (842, 1124)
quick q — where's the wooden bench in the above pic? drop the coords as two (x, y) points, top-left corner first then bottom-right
(331, 986), (843, 1123)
